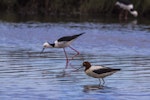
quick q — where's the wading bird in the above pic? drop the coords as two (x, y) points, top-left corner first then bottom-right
(115, 0), (138, 20)
(82, 61), (121, 85)
(41, 33), (85, 68)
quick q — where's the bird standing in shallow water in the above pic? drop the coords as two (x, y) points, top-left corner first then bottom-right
(82, 61), (121, 85)
(41, 33), (85, 68)
(115, 0), (138, 20)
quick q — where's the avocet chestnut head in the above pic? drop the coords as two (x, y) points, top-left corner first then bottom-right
(82, 61), (121, 85)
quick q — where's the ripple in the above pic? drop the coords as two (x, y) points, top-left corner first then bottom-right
(0, 21), (150, 100)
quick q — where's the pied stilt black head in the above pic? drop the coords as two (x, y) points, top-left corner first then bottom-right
(115, 0), (138, 17)
(40, 42), (54, 54)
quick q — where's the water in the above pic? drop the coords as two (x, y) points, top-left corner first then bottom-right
(0, 19), (150, 100)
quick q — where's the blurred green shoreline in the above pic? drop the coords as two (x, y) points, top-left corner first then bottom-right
(0, 0), (150, 22)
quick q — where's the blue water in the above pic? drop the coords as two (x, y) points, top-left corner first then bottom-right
(0, 19), (150, 100)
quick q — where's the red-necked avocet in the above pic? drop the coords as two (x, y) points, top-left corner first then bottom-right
(82, 61), (121, 85)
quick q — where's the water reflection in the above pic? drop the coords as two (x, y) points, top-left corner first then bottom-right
(0, 21), (150, 100)
(83, 85), (104, 92)
(83, 84), (116, 93)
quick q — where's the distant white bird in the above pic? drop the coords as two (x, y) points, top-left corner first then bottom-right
(41, 33), (85, 68)
(82, 61), (121, 85)
(115, 0), (138, 20)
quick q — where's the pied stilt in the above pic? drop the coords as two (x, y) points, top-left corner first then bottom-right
(115, 0), (138, 20)
(41, 32), (85, 68)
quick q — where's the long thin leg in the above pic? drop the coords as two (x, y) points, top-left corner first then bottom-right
(119, 9), (124, 20)
(99, 79), (101, 86)
(102, 78), (105, 85)
(125, 10), (128, 20)
(63, 48), (69, 68)
(68, 46), (80, 60)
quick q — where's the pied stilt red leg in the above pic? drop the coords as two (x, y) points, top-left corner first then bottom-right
(63, 48), (69, 68)
(68, 46), (80, 60)
(63, 48), (76, 69)
(63, 46), (80, 69)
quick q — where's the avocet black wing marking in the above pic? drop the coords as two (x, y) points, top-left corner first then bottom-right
(93, 68), (120, 74)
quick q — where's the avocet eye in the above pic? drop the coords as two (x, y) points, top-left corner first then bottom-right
(83, 62), (86, 66)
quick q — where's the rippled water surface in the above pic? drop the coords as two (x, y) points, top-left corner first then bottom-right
(0, 19), (150, 100)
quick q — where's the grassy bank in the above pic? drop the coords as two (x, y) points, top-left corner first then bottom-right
(0, 0), (150, 17)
